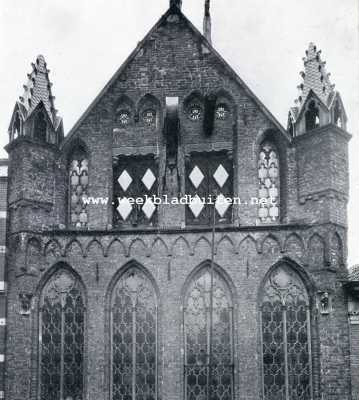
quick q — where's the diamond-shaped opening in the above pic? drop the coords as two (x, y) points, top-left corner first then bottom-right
(117, 198), (133, 221)
(117, 170), (133, 192)
(189, 166), (204, 189)
(189, 195), (205, 218)
(142, 169), (156, 191)
(213, 164), (229, 188)
(142, 198), (156, 220)
(215, 194), (231, 217)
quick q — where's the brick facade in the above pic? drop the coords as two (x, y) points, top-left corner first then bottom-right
(3, 3), (355, 400)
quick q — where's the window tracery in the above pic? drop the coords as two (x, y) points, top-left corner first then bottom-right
(111, 267), (157, 400)
(184, 267), (234, 400)
(69, 148), (89, 228)
(261, 264), (312, 400)
(258, 141), (280, 223)
(39, 269), (85, 400)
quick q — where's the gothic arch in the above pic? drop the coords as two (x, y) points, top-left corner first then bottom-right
(105, 238), (127, 258)
(284, 233), (305, 260)
(11, 110), (23, 140)
(183, 90), (204, 121)
(33, 108), (48, 142)
(261, 234), (282, 255)
(67, 140), (90, 229)
(106, 260), (159, 400)
(151, 237), (170, 257)
(307, 233), (326, 268)
(257, 129), (285, 224)
(85, 238), (105, 258)
(137, 94), (161, 128)
(330, 231), (343, 268)
(305, 99), (320, 131)
(44, 239), (62, 258)
(64, 239), (85, 258)
(215, 234), (235, 255)
(128, 237), (148, 258)
(182, 260), (237, 306)
(237, 235), (258, 255)
(25, 237), (42, 275)
(258, 257), (315, 302)
(114, 94), (135, 125)
(171, 236), (191, 256)
(192, 236), (212, 256)
(182, 260), (236, 400)
(259, 258), (314, 400)
(35, 262), (87, 400)
(214, 88), (237, 120)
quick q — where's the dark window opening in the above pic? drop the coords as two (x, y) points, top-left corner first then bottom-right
(305, 101), (320, 131)
(12, 112), (22, 140)
(34, 112), (47, 142)
(334, 100), (343, 128)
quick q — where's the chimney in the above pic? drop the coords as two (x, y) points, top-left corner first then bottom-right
(170, 0), (182, 10)
(203, 0), (212, 44)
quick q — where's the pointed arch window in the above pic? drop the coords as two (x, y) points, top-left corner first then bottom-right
(184, 266), (234, 400)
(39, 269), (85, 400)
(111, 267), (158, 400)
(12, 111), (22, 140)
(333, 100), (343, 128)
(305, 101), (320, 131)
(69, 147), (89, 228)
(258, 141), (280, 223)
(34, 111), (48, 142)
(260, 264), (312, 400)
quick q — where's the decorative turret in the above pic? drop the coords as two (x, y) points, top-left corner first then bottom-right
(289, 44), (351, 228)
(7, 55), (63, 145)
(5, 55), (64, 233)
(288, 43), (347, 136)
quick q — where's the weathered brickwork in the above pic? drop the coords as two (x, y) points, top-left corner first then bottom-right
(3, 3), (354, 400)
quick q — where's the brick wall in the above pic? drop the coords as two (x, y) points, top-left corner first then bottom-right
(3, 6), (353, 400)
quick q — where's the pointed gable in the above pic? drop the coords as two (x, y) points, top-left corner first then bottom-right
(63, 5), (288, 146)
(289, 42), (347, 135)
(14, 55), (62, 130)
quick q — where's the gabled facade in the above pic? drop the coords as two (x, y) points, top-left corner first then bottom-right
(3, 2), (353, 400)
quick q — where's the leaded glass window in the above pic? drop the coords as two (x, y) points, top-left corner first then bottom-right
(69, 148), (89, 228)
(39, 269), (85, 400)
(261, 264), (312, 400)
(111, 267), (157, 400)
(184, 267), (234, 400)
(258, 141), (280, 223)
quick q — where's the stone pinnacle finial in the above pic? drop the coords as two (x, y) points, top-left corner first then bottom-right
(205, 0), (210, 16)
(170, 0), (182, 9)
(203, 0), (212, 44)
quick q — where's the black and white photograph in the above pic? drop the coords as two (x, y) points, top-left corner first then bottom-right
(0, 0), (358, 399)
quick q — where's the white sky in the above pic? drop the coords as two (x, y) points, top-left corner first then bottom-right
(0, 0), (358, 265)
